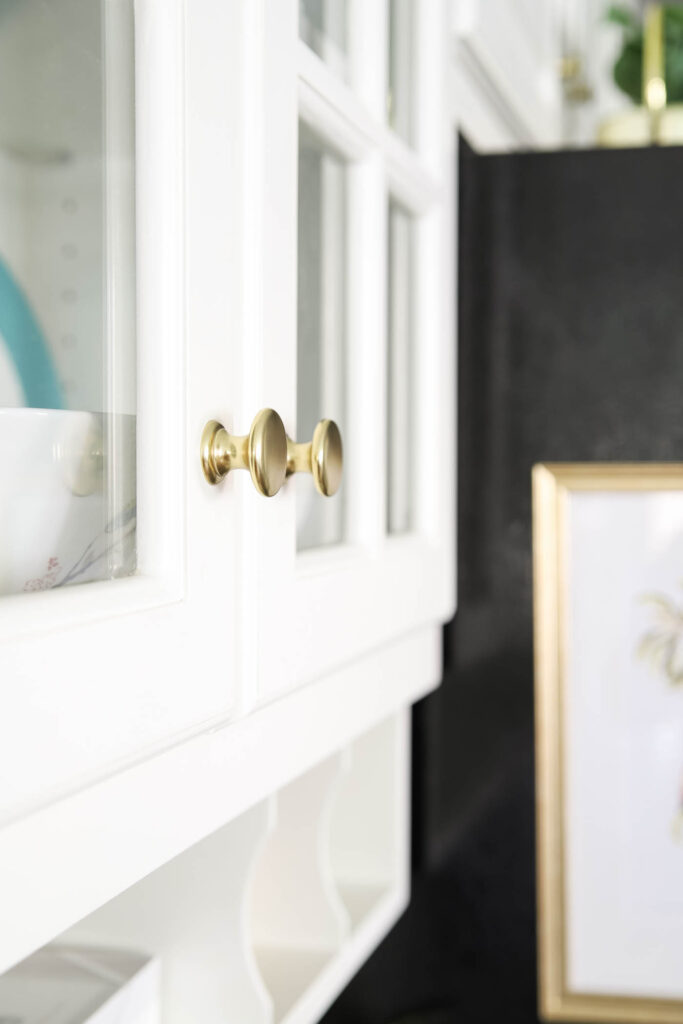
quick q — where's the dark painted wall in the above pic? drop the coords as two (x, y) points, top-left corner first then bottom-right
(321, 139), (683, 1024)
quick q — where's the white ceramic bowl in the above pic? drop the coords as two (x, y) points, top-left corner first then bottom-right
(0, 409), (136, 596)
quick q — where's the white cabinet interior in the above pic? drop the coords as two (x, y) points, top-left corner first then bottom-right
(38, 713), (409, 1024)
(0, 1), (454, 1020)
(451, 0), (563, 150)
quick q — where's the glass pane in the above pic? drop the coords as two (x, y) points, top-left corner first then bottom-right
(300, 0), (349, 82)
(0, 0), (136, 597)
(388, 0), (414, 144)
(297, 125), (347, 552)
(387, 201), (414, 535)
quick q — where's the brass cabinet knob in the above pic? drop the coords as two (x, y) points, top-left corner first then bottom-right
(201, 408), (288, 496)
(200, 410), (343, 498)
(286, 418), (343, 497)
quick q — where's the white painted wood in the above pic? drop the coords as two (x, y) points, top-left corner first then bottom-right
(278, 885), (407, 1024)
(251, 0), (454, 704)
(452, 0), (563, 150)
(251, 758), (351, 1021)
(0, 945), (160, 1024)
(450, 54), (526, 152)
(0, 625), (441, 977)
(47, 709), (411, 1024)
(65, 803), (274, 1024)
(0, 2), (456, 1017)
(348, 0), (387, 121)
(387, 203), (413, 534)
(0, 0), (248, 822)
(251, 757), (350, 955)
(296, 134), (347, 549)
(330, 712), (410, 929)
(557, 0), (638, 149)
(104, 0), (136, 420)
(264, 710), (411, 1024)
(0, 0), (454, 810)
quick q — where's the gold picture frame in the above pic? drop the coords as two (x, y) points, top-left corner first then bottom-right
(534, 463), (683, 1024)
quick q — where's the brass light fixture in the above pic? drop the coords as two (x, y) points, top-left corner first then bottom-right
(599, 3), (683, 146)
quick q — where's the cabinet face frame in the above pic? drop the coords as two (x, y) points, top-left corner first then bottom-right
(0, 0), (249, 822)
(0, 0), (455, 820)
(243, 0), (455, 705)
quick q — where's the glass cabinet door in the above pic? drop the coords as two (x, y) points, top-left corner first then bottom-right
(386, 200), (416, 535)
(0, 0), (136, 596)
(251, 0), (454, 704)
(296, 126), (348, 551)
(299, 0), (349, 82)
(0, 0), (248, 826)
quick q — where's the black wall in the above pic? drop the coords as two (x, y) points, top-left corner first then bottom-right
(321, 139), (683, 1024)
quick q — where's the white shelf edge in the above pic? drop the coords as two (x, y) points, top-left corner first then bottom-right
(0, 624), (441, 976)
(280, 883), (409, 1024)
(249, 885), (408, 1024)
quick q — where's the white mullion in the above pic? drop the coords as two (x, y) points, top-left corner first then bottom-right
(298, 36), (441, 215)
(403, 0), (451, 548)
(317, 152), (345, 547)
(348, 0), (387, 122)
(298, 0), (349, 79)
(298, 41), (379, 161)
(295, 0), (449, 558)
(386, 201), (412, 535)
(244, 0), (300, 706)
(413, 210), (451, 551)
(413, 0), (445, 171)
(388, 0), (414, 142)
(103, 0), (136, 579)
(319, 156), (345, 423)
(297, 85), (441, 220)
(384, 134), (442, 217)
(103, 0), (136, 420)
(135, 0), (185, 588)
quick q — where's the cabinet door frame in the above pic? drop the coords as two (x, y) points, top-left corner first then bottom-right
(0, 0), (455, 820)
(241, 0), (455, 705)
(0, 0), (249, 821)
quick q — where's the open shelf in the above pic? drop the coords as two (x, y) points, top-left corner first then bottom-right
(249, 755), (350, 1022)
(329, 715), (408, 930)
(63, 801), (274, 1024)
(248, 712), (410, 1023)
(1, 709), (410, 1024)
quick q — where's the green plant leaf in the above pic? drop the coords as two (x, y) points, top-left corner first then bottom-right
(606, 3), (639, 30)
(608, 2), (683, 104)
(614, 37), (644, 102)
(666, 4), (683, 29)
(666, 45), (683, 100)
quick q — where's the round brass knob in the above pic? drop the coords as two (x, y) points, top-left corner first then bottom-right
(200, 408), (288, 497)
(286, 418), (343, 497)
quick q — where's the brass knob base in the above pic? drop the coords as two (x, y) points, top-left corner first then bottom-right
(200, 420), (233, 485)
(200, 409), (288, 497)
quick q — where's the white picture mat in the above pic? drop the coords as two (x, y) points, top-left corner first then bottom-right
(565, 490), (683, 997)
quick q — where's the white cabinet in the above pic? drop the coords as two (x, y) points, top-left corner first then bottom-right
(0, 1), (454, 1019)
(0, 0), (239, 818)
(452, 0), (564, 150)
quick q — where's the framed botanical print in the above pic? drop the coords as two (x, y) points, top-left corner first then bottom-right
(534, 464), (683, 1023)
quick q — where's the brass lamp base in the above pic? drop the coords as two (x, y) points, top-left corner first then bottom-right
(599, 104), (683, 147)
